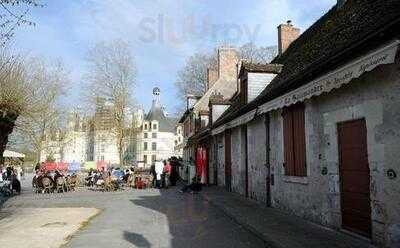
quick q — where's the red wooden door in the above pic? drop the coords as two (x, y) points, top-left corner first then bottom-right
(225, 130), (232, 191)
(338, 119), (371, 237)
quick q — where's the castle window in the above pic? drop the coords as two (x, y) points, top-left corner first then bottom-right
(152, 142), (157, 151)
(152, 133), (157, 138)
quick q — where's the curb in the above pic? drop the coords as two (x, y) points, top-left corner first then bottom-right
(202, 193), (280, 248)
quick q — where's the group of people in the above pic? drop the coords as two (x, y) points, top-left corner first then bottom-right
(0, 165), (22, 194)
(85, 167), (135, 187)
(150, 159), (172, 189)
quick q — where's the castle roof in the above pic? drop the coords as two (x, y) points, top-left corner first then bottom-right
(145, 87), (176, 133)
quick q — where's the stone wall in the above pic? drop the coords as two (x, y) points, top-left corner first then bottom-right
(216, 133), (225, 187)
(230, 127), (246, 195)
(247, 115), (267, 203)
(269, 62), (400, 246)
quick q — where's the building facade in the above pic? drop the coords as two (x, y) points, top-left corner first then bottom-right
(178, 47), (239, 182)
(178, 1), (400, 247)
(40, 88), (179, 167)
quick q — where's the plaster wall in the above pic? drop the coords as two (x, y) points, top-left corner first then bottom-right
(269, 63), (400, 246)
(247, 115), (267, 203)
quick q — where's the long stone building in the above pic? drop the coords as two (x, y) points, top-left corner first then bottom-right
(41, 88), (179, 167)
(178, 1), (400, 247)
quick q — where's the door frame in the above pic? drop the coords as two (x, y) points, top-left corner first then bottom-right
(224, 130), (232, 192)
(242, 125), (249, 198)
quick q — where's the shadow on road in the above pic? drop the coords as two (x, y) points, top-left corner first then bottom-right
(123, 231), (151, 248)
(129, 187), (264, 248)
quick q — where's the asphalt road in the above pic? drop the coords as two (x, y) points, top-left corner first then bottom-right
(1, 175), (266, 248)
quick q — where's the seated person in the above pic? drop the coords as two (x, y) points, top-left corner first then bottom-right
(179, 176), (202, 194)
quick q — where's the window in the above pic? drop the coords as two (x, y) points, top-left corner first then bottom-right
(152, 142), (157, 151)
(178, 137), (181, 142)
(152, 132), (157, 138)
(144, 123), (148, 130)
(144, 142), (148, 151)
(151, 155), (156, 162)
(175, 140), (178, 145)
(153, 123), (157, 130)
(143, 155), (147, 164)
(282, 103), (306, 177)
(144, 133), (148, 138)
(101, 155), (104, 161)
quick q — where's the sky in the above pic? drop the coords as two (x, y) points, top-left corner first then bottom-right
(12, 0), (336, 115)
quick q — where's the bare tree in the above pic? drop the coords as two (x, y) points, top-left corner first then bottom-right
(0, 50), (50, 163)
(0, 0), (42, 46)
(85, 39), (136, 165)
(175, 52), (216, 105)
(239, 43), (277, 64)
(175, 43), (277, 110)
(15, 58), (69, 162)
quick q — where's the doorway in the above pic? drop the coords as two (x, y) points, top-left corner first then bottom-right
(224, 130), (232, 192)
(338, 119), (371, 237)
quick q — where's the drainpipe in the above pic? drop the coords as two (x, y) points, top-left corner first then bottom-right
(264, 113), (271, 207)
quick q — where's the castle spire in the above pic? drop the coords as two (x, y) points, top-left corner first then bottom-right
(152, 87), (161, 108)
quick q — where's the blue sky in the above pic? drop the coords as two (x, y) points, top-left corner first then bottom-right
(13, 0), (336, 115)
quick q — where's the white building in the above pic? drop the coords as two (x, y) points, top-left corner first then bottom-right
(135, 87), (177, 167)
(40, 88), (178, 167)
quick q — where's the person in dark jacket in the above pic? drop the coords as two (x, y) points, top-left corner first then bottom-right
(150, 163), (156, 188)
(179, 176), (202, 194)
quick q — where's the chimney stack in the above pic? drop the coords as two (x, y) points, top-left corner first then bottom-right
(206, 67), (218, 91)
(277, 20), (300, 55)
(218, 47), (238, 80)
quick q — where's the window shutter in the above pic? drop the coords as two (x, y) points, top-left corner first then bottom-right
(293, 104), (306, 176)
(282, 109), (294, 175)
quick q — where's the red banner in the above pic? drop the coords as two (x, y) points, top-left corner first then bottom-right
(196, 147), (207, 184)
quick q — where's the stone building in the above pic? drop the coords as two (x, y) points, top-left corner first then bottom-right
(41, 88), (178, 167)
(135, 87), (177, 167)
(177, 47), (239, 182)
(206, 1), (400, 247)
(174, 123), (183, 158)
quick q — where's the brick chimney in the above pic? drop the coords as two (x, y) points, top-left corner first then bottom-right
(217, 47), (239, 80)
(206, 67), (218, 90)
(277, 20), (300, 55)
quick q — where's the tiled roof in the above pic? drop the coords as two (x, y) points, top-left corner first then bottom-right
(145, 105), (176, 133)
(213, 0), (400, 128)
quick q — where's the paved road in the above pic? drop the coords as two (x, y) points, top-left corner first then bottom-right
(1, 176), (266, 248)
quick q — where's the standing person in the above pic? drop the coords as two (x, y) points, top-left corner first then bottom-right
(154, 160), (164, 189)
(0, 164), (4, 182)
(163, 160), (171, 189)
(150, 163), (156, 187)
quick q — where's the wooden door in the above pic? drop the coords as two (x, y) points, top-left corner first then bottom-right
(338, 119), (371, 237)
(225, 130), (232, 191)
